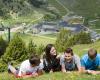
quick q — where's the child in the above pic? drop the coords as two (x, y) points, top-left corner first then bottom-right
(8, 55), (43, 78)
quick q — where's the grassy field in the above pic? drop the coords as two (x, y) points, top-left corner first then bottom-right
(0, 72), (100, 80)
(48, 0), (68, 15)
(1, 33), (56, 46)
(19, 34), (56, 46)
(72, 41), (100, 57)
(2, 32), (100, 53)
(0, 33), (100, 80)
(40, 33), (57, 38)
(2, 32), (100, 55)
(0, 11), (43, 28)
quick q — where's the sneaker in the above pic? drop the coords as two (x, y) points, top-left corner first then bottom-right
(8, 62), (13, 73)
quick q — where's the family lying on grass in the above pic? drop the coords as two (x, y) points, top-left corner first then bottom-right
(8, 44), (100, 78)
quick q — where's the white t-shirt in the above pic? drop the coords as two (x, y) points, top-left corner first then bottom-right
(18, 59), (43, 76)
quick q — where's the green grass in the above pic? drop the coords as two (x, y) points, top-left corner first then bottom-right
(48, 0), (68, 15)
(72, 41), (100, 57)
(0, 33), (100, 80)
(1, 11), (44, 28)
(0, 41), (100, 80)
(18, 33), (56, 46)
(1, 33), (56, 46)
(0, 72), (100, 80)
(40, 33), (57, 38)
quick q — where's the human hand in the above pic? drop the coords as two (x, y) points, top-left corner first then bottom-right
(50, 70), (53, 73)
(32, 73), (38, 77)
(90, 71), (97, 75)
(87, 70), (97, 75)
(66, 71), (71, 73)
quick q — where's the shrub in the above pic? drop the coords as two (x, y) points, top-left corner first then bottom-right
(0, 60), (7, 72)
(55, 29), (92, 52)
(36, 44), (45, 56)
(55, 28), (71, 52)
(2, 34), (27, 63)
(75, 31), (92, 44)
(0, 36), (8, 57)
(27, 39), (37, 56)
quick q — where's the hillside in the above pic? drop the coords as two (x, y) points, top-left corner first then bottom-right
(0, 0), (47, 18)
(0, 72), (100, 80)
(72, 41), (100, 57)
(0, 0), (67, 26)
(0, 0), (46, 26)
(0, 0), (68, 19)
(0, 0), (77, 19)
(48, 0), (100, 31)
(2, 33), (56, 46)
(0, 1), (100, 80)
(0, 0), (100, 38)
(47, 0), (76, 15)
(48, 0), (68, 15)
(55, 0), (75, 10)
(0, 40), (100, 80)
(0, 0), (76, 20)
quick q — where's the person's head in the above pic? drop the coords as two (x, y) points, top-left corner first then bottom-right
(29, 55), (40, 67)
(88, 48), (97, 60)
(45, 44), (57, 57)
(64, 48), (73, 62)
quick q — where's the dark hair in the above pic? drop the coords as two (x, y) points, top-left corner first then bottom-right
(29, 55), (40, 66)
(44, 44), (55, 62)
(88, 49), (97, 58)
(65, 48), (73, 56)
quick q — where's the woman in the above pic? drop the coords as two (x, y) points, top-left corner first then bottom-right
(43, 44), (61, 73)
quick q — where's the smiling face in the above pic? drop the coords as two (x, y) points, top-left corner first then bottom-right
(64, 52), (73, 62)
(50, 47), (57, 56)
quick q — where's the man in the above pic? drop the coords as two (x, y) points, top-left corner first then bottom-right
(60, 48), (81, 72)
(8, 55), (43, 78)
(81, 48), (100, 75)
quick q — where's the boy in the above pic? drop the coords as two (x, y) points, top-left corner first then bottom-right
(8, 55), (43, 78)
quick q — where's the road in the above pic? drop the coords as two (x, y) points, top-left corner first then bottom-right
(0, 14), (44, 35)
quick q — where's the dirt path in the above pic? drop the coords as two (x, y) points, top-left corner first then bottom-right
(0, 15), (44, 35)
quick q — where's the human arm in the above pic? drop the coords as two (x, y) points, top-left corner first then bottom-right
(74, 55), (82, 72)
(60, 56), (66, 73)
(80, 59), (96, 74)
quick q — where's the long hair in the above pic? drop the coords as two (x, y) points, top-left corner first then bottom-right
(44, 44), (55, 62)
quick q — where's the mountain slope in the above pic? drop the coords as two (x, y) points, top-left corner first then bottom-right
(0, 0), (47, 19)
(48, 0), (68, 15)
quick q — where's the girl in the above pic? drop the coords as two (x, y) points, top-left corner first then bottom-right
(43, 44), (61, 73)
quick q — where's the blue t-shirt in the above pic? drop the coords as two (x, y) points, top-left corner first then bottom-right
(81, 54), (100, 70)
